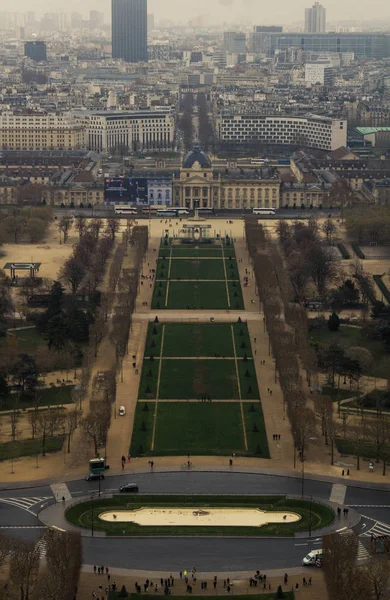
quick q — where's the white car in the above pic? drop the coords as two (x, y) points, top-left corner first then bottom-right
(119, 406), (126, 416)
(302, 549), (323, 567)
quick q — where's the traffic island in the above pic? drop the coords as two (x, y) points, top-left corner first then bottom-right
(65, 494), (334, 537)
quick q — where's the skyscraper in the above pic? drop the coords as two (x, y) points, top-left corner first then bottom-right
(305, 2), (326, 33)
(223, 31), (246, 54)
(112, 0), (147, 63)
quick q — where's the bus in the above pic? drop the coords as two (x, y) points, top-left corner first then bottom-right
(253, 208), (276, 216)
(156, 208), (190, 217)
(114, 205), (137, 216)
(89, 457), (106, 474)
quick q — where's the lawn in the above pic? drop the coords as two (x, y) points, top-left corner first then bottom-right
(237, 360), (260, 399)
(1, 327), (44, 352)
(143, 322), (253, 358)
(244, 402), (270, 458)
(66, 494), (334, 538)
(138, 359), (160, 399)
(168, 259), (226, 280)
(159, 359), (239, 399)
(0, 436), (63, 460)
(0, 385), (75, 412)
(159, 247), (223, 258)
(110, 595), (293, 600)
(130, 401), (155, 456)
(157, 281), (234, 310)
(309, 325), (390, 379)
(335, 437), (379, 460)
(153, 402), (245, 455)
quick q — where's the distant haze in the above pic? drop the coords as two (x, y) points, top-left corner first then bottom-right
(6, 0), (390, 26)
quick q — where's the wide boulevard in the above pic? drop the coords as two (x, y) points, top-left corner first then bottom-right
(1, 471), (390, 571)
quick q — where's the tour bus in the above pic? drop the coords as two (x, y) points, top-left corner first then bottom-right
(89, 457), (106, 474)
(253, 208), (276, 216)
(156, 208), (190, 217)
(114, 205), (137, 216)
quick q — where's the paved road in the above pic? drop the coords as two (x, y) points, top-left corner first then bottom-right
(0, 471), (389, 571)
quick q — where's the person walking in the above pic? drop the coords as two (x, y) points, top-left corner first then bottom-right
(284, 573), (288, 584)
(94, 566), (97, 575)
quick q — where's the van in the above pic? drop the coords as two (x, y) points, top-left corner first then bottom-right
(302, 549), (322, 567)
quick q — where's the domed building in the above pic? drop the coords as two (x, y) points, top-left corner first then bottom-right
(172, 145), (281, 210)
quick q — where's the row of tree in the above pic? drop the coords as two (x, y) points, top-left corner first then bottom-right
(0, 529), (81, 600)
(345, 205), (390, 244)
(197, 93), (214, 152)
(245, 219), (319, 463)
(0, 206), (53, 245)
(179, 92), (194, 152)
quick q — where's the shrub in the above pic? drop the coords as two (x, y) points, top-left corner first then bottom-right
(373, 275), (390, 303)
(352, 243), (365, 259)
(337, 243), (350, 259)
(328, 312), (340, 332)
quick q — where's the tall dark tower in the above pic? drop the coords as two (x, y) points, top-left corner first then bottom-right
(112, 0), (148, 63)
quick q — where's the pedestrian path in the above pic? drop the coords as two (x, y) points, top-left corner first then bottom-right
(329, 484), (347, 505)
(35, 537), (48, 559)
(0, 496), (51, 514)
(50, 483), (72, 502)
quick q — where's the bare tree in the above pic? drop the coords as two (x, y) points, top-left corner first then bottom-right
(74, 214), (87, 239)
(323, 531), (371, 600)
(365, 555), (390, 600)
(9, 397), (20, 442)
(322, 218), (338, 244)
(27, 408), (39, 439)
(65, 408), (82, 453)
(107, 218), (120, 240)
(348, 424), (367, 471)
(59, 256), (85, 294)
(57, 215), (73, 244)
(37, 529), (82, 600)
(89, 218), (103, 241)
(9, 538), (40, 600)
(305, 242), (337, 297)
(36, 409), (65, 456)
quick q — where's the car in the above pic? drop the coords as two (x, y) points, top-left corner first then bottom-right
(119, 406), (126, 416)
(302, 549), (323, 567)
(85, 473), (105, 481)
(119, 483), (139, 493)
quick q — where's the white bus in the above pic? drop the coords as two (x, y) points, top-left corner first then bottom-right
(253, 208), (276, 216)
(114, 205), (137, 215)
(156, 209), (177, 217)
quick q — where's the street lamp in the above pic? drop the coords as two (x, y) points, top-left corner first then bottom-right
(309, 496), (313, 537)
(301, 457), (305, 498)
(91, 498), (94, 537)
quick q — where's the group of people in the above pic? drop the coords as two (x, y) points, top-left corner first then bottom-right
(272, 434), (281, 440)
(92, 565), (117, 599)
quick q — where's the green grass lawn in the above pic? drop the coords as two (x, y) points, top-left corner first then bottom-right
(160, 247), (224, 258)
(0, 385), (75, 412)
(66, 494), (334, 538)
(237, 360), (260, 399)
(168, 258), (227, 280)
(110, 595), (293, 600)
(159, 359), (239, 399)
(153, 402), (245, 455)
(1, 327), (44, 352)
(310, 325), (390, 379)
(138, 359), (160, 399)
(143, 322), (253, 358)
(0, 436), (63, 460)
(163, 282), (233, 310)
(244, 402), (270, 458)
(130, 402), (155, 456)
(335, 437), (378, 460)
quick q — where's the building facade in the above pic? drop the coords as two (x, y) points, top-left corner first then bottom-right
(250, 26), (283, 55)
(0, 112), (85, 151)
(269, 32), (390, 59)
(223, 31), (246, 54)
(24, 40), (47, 61)
(216, 114), (347, 151)
(84, 109), (175, 153)
(305, 2), (326, 33)
(112, 0), (147, 63)
(172, 147), (281, 210)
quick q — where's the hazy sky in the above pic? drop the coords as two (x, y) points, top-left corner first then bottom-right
(6, 0), (390, 25)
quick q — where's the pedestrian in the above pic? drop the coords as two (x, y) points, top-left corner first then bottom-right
(270, 389), (272, 395)
(98, 567), (101, 575)
(223, 580), (226, 588)
(180, 572), (182, 579)
(101, 566), (104, 574)
(254, 337), (256, 343)
(284, 573), (288, 584)
(295, 583), (299, 591)
(229, 458), (233, 466)
(94, 566), (97, 575)
(151, 460), (154, 469)
(337, 507), (341, 517)
(122, 461), (124, 471)
(347, 469), (350, 476)
(309, 577), (312, 586)
(108, 574), (111, 583)
(342, 469), (345, 476)
(106, 568), (109, 575)
(303, 577), (306, 586)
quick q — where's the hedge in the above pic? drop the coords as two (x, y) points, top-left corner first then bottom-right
(351, 243), (365, 259)
(373, 275), (390, 303)
(337, 243), (350, 260)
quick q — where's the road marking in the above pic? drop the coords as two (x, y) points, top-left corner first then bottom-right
(151, 324), (165, 452)
(35, 538), (47, 559)
(313, 541), (322, 545)
(348, 505), (390, 508)
(336, 527), (347, 533)
(360, 517), (390, 538)
(329, 484), (347, 505)
(50, 525), (65, 532)
(230, 324), (248, 451)
(0, 496), (51, 515)
(50, 483), (72, 502)
(294, 543), (308, 546)
(339, 529), (370, 562)
(0, 526), (47, 529)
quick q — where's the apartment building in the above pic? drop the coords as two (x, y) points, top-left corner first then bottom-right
(0, 112), (86, 151)
(216, 114), (347, 151)
(84, 109), (175, 153)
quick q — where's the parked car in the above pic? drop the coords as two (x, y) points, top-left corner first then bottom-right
(302, 550), (322, 567)
(85, 473), (105, 481)
(119, 406), (126, 416)
(119, 483), (139, 493)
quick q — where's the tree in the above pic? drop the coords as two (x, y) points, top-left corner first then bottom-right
(323, 531), (370, 600)
(348, 424), (367, 470)
(4, 209), (27, 242)
(65, 408), (82, 453)
(81, 400), (110, 455)
(10, 353), (39, 393)
(8, 538), (40, 600)
(25, 217), (46, 242)
(75, 214), (87, 238)
(89, 218), (103, 241)
(328, 311), (340, 331)
(57, 215), (73, 243)
(365, 555), (390, 600)
(0, 272), (13, 337)
(322, 218), (338, 243)
(36, 408), (65, 456)
(43, 313), (69, 352)
(38, 529), (82, 600)
(346, 346), (373, 374)
(332, 279), (360, 308)
(107, 218), (120, 240)
(59, 256), (85, 294)
(305, 242), (336, 297)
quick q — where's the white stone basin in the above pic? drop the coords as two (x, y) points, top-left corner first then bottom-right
(98, 507), (301, 527)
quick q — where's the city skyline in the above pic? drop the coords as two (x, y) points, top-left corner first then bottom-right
(4, 0), (390, 26)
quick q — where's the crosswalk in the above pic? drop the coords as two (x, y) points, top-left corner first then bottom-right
(0, 497), (51, 515)
(360, 518), (390, 539)
(35, 538), (47, 559)
(339, 529), (371, 562)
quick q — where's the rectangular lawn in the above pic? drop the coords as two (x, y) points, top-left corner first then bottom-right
(153, 402), (246, 455)
(162, 323), (234, 357)
(159, 359), (239, 399)
(169, 258), (226, 280)
(165, 282), (230, 309)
